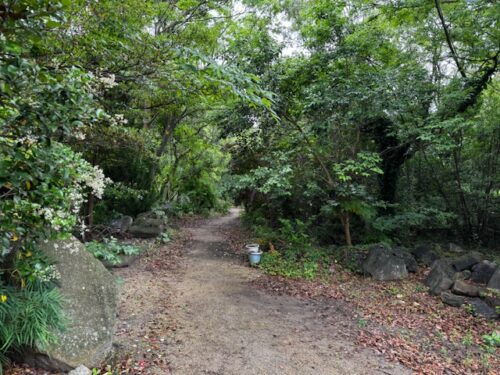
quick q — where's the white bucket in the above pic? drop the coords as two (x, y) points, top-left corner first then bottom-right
(245, 243), (260, 253)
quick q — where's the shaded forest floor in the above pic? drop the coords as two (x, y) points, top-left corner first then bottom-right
(109, 208), (408, 374)
(7, 209), (499, 374)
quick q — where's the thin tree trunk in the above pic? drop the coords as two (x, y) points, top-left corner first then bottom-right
(86, 193), (94, 228)
(340, 212), (352, 247)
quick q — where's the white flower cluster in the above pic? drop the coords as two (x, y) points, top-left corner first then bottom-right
(38, 207), (55, 221)
(79, 165), (112, 199)
(17, 134), (38, 145)
(68, 189), (84, 214)
(33, 263), (61, 282)
(74, 131), (86, 140)
(37, 207), (74, 231)
(99, 74), (118, 89)
(113, 113), (128, 125)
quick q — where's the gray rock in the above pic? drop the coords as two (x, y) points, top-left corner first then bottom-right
(451, 251), (484, 271)
(129, 211), (167, 238)
(483, 291), (500, 310)
(487, 268), (500, 290)
(101, 254), (138, 269)
(425, 259), (455, 295)
(452, 280), (482, 297)
(110, 215), (133, 233)
(471, 261), (497, 284)
(23, 237), (117, 371)
(468, 298), (499, 319)
(129, 223), (165, 238)
(136, 211), (168, 225)
(160, 202), (173, 212)
(447, 242), (465, 253)
(69, 365), (92, 375)
(362, 245), (408, 281)
(440, 291), (467, 307)
(393, 247), (418, 273)
(411, 243), (440, 266)
(454, 270), (471, 281)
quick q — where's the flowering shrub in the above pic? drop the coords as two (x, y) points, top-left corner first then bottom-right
(0, 141), (110, 262)
(0, 1), (112, 367)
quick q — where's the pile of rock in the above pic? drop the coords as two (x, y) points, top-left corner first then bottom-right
(110, 210), (168, 238)
(425, 252), (499, 319)
(109, 215), (133, 234)
(361, 243), (498, 319)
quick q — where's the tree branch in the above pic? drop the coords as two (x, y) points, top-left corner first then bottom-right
(434, 0), (467, 78)
(284, 115), (335, 187)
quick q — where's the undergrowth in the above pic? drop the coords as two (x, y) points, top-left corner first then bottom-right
(0, 282), (65, 374)
(259, 248), (330, 279)
(85, 237), (141, 265)
(246, 215), (382, 279)
(247, 217), (333, 280)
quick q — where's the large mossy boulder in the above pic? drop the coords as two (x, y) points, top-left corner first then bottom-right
(451, 280), (482, 297)
(362, 245), (408, 281)
(110, 215), (133, 233)
(468, 298), (499, 319)
(393, 246), (418, 273)
(440, 291), (467, 307)
(487, 268), (500, 291)
(23, 237), (117, 372)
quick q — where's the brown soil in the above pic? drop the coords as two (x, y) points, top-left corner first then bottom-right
(112, 208), (410, 375)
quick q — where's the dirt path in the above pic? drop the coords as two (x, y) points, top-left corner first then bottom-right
(115, 209), (410, 375)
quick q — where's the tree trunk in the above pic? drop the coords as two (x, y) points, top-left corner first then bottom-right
(340, 212), (352, 247)
(362, 117), (412, 207)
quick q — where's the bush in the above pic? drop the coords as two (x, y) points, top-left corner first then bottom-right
(482, 331), (500, 350)
(250, 218), (332, 280)
(371, 206), (455, 242)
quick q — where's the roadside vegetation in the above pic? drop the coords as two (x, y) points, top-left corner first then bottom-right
(1, 0), (498, 373)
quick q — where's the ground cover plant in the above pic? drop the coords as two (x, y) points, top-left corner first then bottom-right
(85, 238), (141, 266)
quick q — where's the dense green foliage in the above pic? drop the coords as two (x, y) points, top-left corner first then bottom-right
(0, 0), (272, 367)
(228, 0), (499, 248)
(0, 0), (498, 370)
(0, 1), (104, 366)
